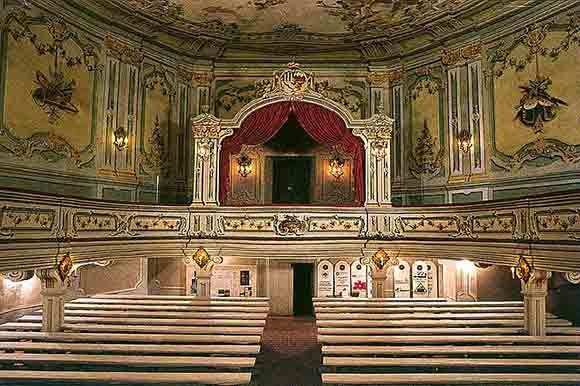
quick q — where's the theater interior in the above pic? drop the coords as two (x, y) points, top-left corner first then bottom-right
(0, 0), (579, 385)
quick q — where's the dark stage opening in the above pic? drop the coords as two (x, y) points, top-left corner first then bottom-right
(272, 156), (313, 205)
(293, 263), (314, 316)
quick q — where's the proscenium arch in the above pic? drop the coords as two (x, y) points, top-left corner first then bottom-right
(217, 94), (371, 146)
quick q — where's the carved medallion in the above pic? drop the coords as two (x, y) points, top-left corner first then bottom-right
(274, 215), (309, 236)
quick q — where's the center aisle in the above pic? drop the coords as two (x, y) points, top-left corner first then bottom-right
(251, 316), (322, 386)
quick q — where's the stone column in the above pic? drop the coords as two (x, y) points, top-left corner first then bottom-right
(191, 111), (233, 207)
(521, 270), (551, 336)
(36, 269), (68, 332)
(371, 270), (388, 298)
(196, 271), (212, 298)
(353, 111), (395, 207)
(362, 248), (397, 298)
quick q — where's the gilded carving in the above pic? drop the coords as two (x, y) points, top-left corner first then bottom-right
(57, 252), (73, 282)
(132, 215), (187, 233)
(309, 215), (364, 234)
(191, 113), (222, 139)
(220, 216), (273, 232)
(492, 138), (580, 171)
(409, 122), (444, 179)
(104, 33), (144, 65)
(564, 272), (580, 285)
(535, 209), (580, 239)
(441, 42), (482, 66)
(274, 215), (309, 236)
(0, 206), (55, 238)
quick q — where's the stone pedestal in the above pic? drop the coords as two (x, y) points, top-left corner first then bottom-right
(196, 271), (212, 298)
(371, 270), (389, 298)
(521, 270), (551, 336)
(36, 269), (68, 332)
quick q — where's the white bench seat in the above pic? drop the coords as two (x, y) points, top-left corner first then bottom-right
(323, 356), (580, 368)
(316, 312), (557, 320)
(313, 298), (448, 302)
(21, 315), (266, 327)
(314, 301), (523, 308)
(53, 310), (269, 319)
(65, 304), (269, 312)
(0, 353), (256, 368)
(322, 373), (580, 385)
(1, 323), (264, 336)
(0, 331), (262, 344)
(0, 371), (251, 385)
(317, 335), (580, 345)
(92, 295), (269, 302)
(315, 307), (523, 314)
(0, 341), (261, 355)
(316, 319), (571, 328)
(73, 298), (270, 307)
(322, 345), (580, 356)
(318, 327), (525, 336)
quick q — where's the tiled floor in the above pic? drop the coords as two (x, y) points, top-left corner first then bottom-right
(251, 316), (323, 386)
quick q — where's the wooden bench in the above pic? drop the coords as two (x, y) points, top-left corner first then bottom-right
(46, 309), (269, 319)
(318, 327), (526, 336)
(318, 335), (580, 345)
(315, 306), (524, 314)
(321, 373), (580, 385)
(72, 298), (270, 307)
(312, 297), (449, 302)
(0, 331), (262, 344)
(313, 301), (523, 308)
(323, 356), (580, 369)
(0, 352), (256, 368)
(1, 323), (264, 336)
(322, 344), (580, 356)
(0, 371), (252, 385)
(316, 319), (572, 328)
(92, 295), (269, 301)
(316, 312), (557, 320)
(0, 341), (261, 355)
(65, 304), (270, 312)
(21, 315), (267, 327)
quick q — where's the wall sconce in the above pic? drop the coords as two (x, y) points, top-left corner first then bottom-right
(514, 254), (533, 284)
(113, 126), (128, 151)
(329, 155), (345, 179)
(237, 153), (252, 178)
(458, 128), (473, 154)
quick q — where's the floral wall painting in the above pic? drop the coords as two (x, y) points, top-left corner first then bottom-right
(1, 12), (98, 168)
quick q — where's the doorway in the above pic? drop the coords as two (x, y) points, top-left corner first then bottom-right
(272, 157), (313, 204)
(292, 263), (314, 316)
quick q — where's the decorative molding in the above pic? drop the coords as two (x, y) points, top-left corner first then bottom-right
(104, 33), (144, 65)
(220, 216), (273, 232)
(492, 138), (580, 171)
(140, 116), (167, 174)
(441, 42), (482, 66)
(309, 215), (365, 235)
(409, 122), (444, 179)
(564, 271), (580, 285)
(535, 209), (580, 240)
(273, 214), (309, 236)
(1, 270), (35, 282)
(0, 206), (55, 238)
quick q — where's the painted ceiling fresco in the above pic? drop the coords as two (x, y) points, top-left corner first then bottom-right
(87, 0), (541, 56)
(176, 0), (467, 34)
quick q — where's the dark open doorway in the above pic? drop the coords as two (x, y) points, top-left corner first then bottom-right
(272, 156), (313, 204)
(293, 263), (314, 316)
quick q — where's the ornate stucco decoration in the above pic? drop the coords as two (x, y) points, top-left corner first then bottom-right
(124, 0), (184, 22)
(0, 206), (55, 238)
(441, 42), (482, 66)
(104, 33), (144, 65)
(273, 215), (309, 236)
(492, 138), (580, 172)
(1, 270), (35, 282)
(220, 216), (274, 232)
(176, 65), (214, 87)
(191, 113), (223, 139)
(411, 67), (442, 99)
(535, 209), (580, 241)
(309, 215), (365, 236)
(141, 116), (167, 174)
(409, 122), (444, 179)
(183, 247), (223, 271)
(564, 272), (580, 285)
(258, 61), (321, 101)
(144, 66), (176, 97)
(361, 249), (399, 272)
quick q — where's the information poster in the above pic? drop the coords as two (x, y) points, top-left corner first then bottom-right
(394, 261), (411, 298)
(412, 261), (429, 298)
(317, 260), (334, 297)
(350, 261), (368, 298)
(334, 261), (351, 297)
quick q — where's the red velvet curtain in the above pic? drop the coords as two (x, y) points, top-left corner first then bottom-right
(219, 101), (365, 205)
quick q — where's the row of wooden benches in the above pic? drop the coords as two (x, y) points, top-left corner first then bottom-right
(0, 295), (271, 385)
(314, 297), (580, 385)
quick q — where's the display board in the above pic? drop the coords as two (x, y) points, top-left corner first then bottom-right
(211, 265), (256, 297)
(317, 260), (334, 297)
(334, 261), (351, 297)
(412, 260), (433, 298)
(350, 261), (368, 298)
(394, 260), (411, 298)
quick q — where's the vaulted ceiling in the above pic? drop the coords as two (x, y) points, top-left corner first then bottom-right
(78, 0), (544, 59)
